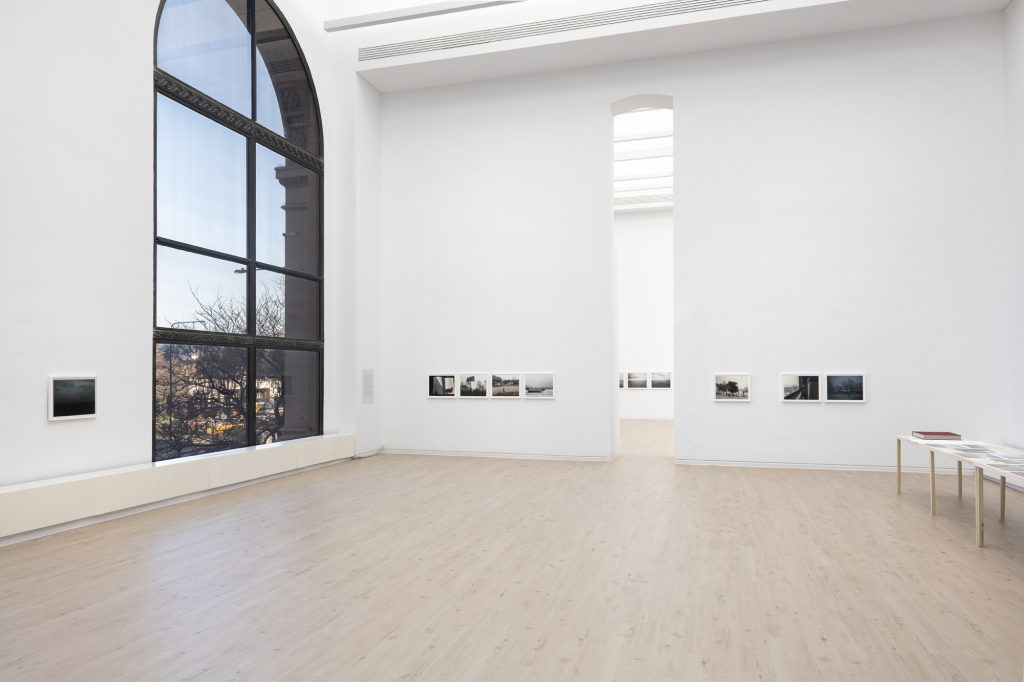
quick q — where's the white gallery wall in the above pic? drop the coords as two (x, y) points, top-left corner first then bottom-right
(616, 210), (674, 420)
(0, 0), (354, 487)
(377, 12), (1013, 468)
(1005, 0), (1024, 449)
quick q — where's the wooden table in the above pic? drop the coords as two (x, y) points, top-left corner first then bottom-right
(895, 435), (973, 515)
(897, 436), (1024, 546)
(963, 454), (1024, 546)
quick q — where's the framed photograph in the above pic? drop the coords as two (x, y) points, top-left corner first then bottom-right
(428, 374), (456, 398)
(627, 372), (648, 389)
(825, 373), (866, 403)
(714, 373), (750, 402)
(491, 373), (521, 399)
(523, 372), (555, 399)
(48, 376), (97, 421)
(458, 373), (489, 398)
(650, 372), (672, 389)
(781, 373), (820, 402)
(618, 372), (625, 389)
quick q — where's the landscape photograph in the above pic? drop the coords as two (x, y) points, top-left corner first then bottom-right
(459, 373), (488, 398)
(782, 374), (820, 401)
(524, 373), (554, 398)
(491, 373), (521, 398)
(715, 373), (750, 401)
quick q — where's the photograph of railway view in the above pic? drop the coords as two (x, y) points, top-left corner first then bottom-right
(651, 372), (671, 389)
(429, 375), (455, 397)
(627, 372), (648, 389)
(715, 374), (750, 401)
(491, 373), (521, 398)
(782, 374), (820, 401)
(524, 373), (554, 398)
(459, 373), (488, 398)
(826, 374), (865, 401)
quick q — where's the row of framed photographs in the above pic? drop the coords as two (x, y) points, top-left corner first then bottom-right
(429, 373), (555, 400)
(619, 372), (672, 390)
(714, 372), (866, 403)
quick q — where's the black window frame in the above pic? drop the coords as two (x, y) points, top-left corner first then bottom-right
(153, 0), (325, 461)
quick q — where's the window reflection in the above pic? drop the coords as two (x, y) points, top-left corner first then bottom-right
(255, 145), (320, 274)
(157, 0), (251, 115)
(256, 269), (320, 339)
(256, 349), (319, 445)
(157, 95), (247, 256)
(155, 343), (248, 461)
(255, 0), (320, 154)
(157, 246), (248, 334)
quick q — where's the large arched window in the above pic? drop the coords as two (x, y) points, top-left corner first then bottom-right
(153, 0), (323, 461)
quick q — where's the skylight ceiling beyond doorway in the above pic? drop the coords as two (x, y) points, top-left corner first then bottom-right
(614, 108), (673, 212)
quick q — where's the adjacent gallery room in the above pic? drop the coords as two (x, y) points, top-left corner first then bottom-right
(2, 0), (1024, 679)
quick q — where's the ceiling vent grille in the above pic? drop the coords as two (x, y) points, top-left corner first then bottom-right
(359, 0), (772, 61)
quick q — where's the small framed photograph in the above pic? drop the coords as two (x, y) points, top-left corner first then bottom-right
(491, 373), (521, 399)
(458, 373), (489, 398)
(781, 373), (820, 402)
(523, 372), (555, 399)
(618, 372), (625, 389)
(428, 374), (456, 398)
(627, 372), (648, 389)
(825, 373), (866, 403)
(48, 376), (97, 421)
(650, 372), (672, 389)
(714, 373), (750, 402)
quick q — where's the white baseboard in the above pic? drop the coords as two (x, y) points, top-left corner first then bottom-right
(354, 448), (383, 459)
(0, 433), (355, 542)
(674, 458), (966, 474)
(381, 448), (611, 462)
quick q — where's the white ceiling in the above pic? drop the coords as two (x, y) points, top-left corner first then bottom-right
(321, 0), (1010, 92)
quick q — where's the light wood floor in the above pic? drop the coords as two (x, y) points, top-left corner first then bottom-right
(2, 420), (1024, 681)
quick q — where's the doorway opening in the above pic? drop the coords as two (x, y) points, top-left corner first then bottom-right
(612, 95), (674, 459)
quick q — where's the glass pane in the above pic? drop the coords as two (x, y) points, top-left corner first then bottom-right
(256, 145), (320, 274)
(256, 349), (320, 444)
(157, 95), (247, 256)
(157, 246), (248, 334)
(613, 109), (673, 137)
(156, 0), (251, 115)
(155, 343), (248, 461)
(256, 269), (320, 340)
(255, 0), (320, 154)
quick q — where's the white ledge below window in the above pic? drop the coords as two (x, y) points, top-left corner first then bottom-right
(0, 433), (355, 542)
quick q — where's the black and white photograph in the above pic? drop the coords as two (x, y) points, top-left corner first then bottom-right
(714, 373), (750, 401)
(826, 374), (865, 402)
(627, 372), (648, 389)
(523, 373), (555, 399)
(650, 372), (671, 389)
(619, 373), (625, 389)
(459, 373), (489, 398)
(48, 377), (97, 420)
(491, 373), (521, 398)
(782, 374), (820, 401)
(428, 374), (455, 398)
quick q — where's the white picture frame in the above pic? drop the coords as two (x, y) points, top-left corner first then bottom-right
(650, 372), (672, 390)
(714, 373), (750, 402)
(780, 373), (822, 403)
(458, 372), (489, 399)
(824, 373), (866, 403)
(490, 372), (522, 399)
(523, 372), (555, 399)
(48, 376), (97, 421)
(428, 374), (456, 399)
(626, 371), (648, 390)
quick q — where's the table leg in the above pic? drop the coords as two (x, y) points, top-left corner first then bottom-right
(957, 460), (963, 498)
(930, 450), (936, 515)
(896, 439), (902, 495)
(976, 465), (985, 547)
(1001, 476), (1006, 521)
